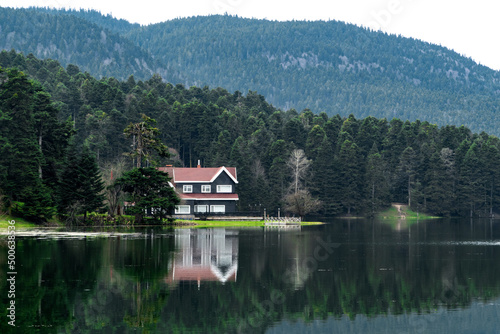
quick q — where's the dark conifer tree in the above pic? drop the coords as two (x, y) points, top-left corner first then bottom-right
(57, 143), (105, 223)
(396, 146), (417, 207)
(364, 143), (390, 216)
(457, 141), (483, 217)
(337, 140), (363, 215)
(0, 68), (59, 222)
(311, 136), (341, 215)
(116, 167), (179, 224)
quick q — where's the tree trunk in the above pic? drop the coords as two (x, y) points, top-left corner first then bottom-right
(371, 181), (375, 215)
(408, 174), (411, 207)
(38, 134), (43, 179)
(294, 159), (299, 194)
(490, 183), (493, 217)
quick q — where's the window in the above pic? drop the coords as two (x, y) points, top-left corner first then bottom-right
(210, 205), (225, 213)
(217, 185), (232, 193)
(175, 205), (191, 214)
(195, 205), (208, 213)
(201, 185), (211, 193)
(183, 185), (193, 193)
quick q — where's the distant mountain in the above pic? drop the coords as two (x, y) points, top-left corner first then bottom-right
(0, 7), (179, 81)
(1, 7), (500, 136)
(33, 7), (140, 35)
(126, 15), (500, 134)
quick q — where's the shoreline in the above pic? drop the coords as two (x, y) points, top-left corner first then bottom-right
(172, 220), (324, 228)
(0, 216), (323, 232)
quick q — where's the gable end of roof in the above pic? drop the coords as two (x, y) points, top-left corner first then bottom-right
(211, 166), (238, 184)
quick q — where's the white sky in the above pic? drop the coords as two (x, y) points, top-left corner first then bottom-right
(2, 0), (499, 70)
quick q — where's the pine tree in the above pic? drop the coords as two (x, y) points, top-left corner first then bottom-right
(457, 141), (483, 217)
(337, 140), (363, 215)
(423, 150), (454, 216)
(396, 146), (417, 207)
(268, 140), (292, 211)
(0, 68), (61, 222)
(229, 136), (252, 209)
(116, 167), (179, 224)
(480, 137), (500, 217)
(305, 125), (327, 161)
(57, 143), (105, 223)
(311, 136), (341, 215)
(364, 143), (390, 216)
(79, 146), (105, 218)
(123, 114), (169, 168)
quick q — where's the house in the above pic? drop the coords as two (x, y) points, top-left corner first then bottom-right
(158, 162), (239, 216)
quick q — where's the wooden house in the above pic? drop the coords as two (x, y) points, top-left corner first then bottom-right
(158, 162), (239, 216)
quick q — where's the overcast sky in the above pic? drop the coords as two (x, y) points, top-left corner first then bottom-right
(2, 0), (500, 70)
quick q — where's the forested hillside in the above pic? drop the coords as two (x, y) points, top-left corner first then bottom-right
(127, 15), (500, 133)
(1, 7), (500, 136)
(1, 51), (500, 221)
(34, 7), (140, 35)
(0, 7), (178, 81)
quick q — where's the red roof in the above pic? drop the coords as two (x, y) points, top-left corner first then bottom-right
(179, 193), (239, 200)
(158, 166), (238, 185)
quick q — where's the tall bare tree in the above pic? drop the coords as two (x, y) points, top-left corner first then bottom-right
(286, 149), (311, 194)
(284, 149), (321, 217)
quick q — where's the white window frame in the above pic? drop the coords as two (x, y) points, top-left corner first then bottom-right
(201, 185), (211, 193)
(183, 185), (193, 193)
(195, 205), (209, 213)
(210, 205), (225, 213)
(175, 205), (191, 214)
(217, 185), (232, 193)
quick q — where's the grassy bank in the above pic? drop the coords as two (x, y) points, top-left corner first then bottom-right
(0, 213), (324, 229)
(377, 206), (439, 220)
(374, 205), (440, 230)
(0, 215), (39, 228)
(174, 220), (324, 228)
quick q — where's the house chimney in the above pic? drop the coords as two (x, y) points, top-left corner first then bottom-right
(197, 160), (201, 168)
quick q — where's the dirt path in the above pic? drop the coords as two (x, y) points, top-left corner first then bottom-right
(392, 203), (408, 218)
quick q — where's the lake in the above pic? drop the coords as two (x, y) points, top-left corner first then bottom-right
(1, 218), (500, 333)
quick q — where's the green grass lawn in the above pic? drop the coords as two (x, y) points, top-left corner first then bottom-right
(377, 206), (440, 220)
(374, 206), (440, 230)
(0, 215), (38, 228)
(377, 205), (440, 230)
(173, 219), (323, 228)
(0, 213), (323, 230)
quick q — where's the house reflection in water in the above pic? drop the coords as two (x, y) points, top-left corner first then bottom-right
(166, 229), (239, 287)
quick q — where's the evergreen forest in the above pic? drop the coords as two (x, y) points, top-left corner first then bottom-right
(1, 7), (500, 136)
(1, 51), (500, 223)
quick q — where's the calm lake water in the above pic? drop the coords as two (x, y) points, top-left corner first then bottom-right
(1, 218), (500, 333)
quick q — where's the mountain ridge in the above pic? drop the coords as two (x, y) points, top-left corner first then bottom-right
(1, 7), (500, 136)
(0, 7), (179, 81)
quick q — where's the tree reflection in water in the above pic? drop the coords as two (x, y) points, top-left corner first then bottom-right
(1, 220), (500, 333)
